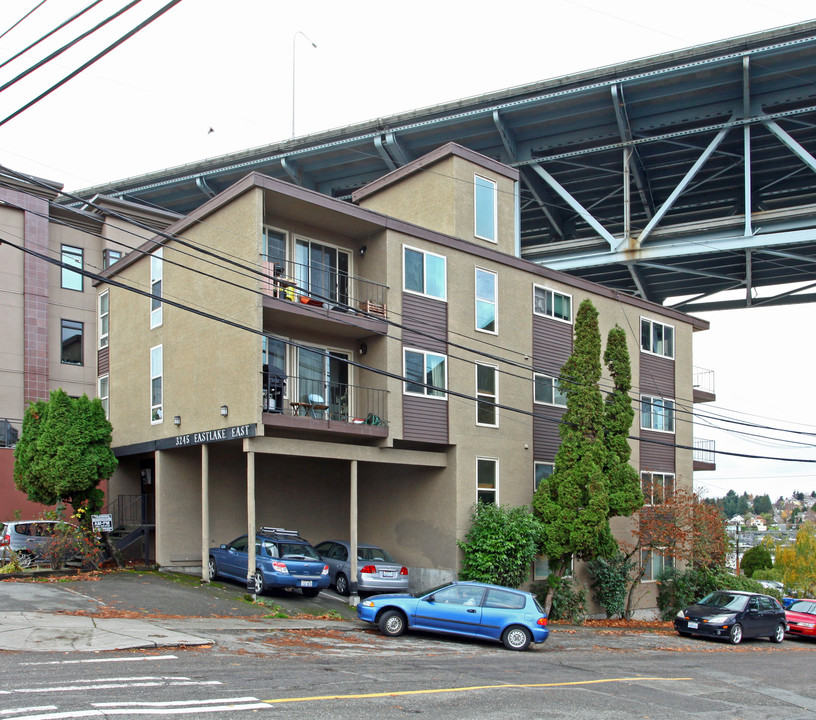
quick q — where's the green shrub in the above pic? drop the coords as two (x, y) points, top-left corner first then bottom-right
(741, 544), (773, 578)
(656, 567), (771, 620)
(532, 576), (587, 625)
(587, 552), (635, 618)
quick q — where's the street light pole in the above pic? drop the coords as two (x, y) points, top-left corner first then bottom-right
(292, 31), (317, 139)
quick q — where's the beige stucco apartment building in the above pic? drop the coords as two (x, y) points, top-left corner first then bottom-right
(96, 144), (712, 612)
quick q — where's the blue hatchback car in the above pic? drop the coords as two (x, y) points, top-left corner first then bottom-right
(208, 528), (330, 597)
(357, 580), (549, 650)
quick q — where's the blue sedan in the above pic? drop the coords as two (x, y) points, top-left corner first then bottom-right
(357, 581), (549, 650)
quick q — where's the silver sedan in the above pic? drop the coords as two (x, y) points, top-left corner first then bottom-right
(314, 540), (409, 595)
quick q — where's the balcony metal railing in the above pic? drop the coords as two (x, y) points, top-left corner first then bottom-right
(263, 373), (388, 425)
(104, 494), (154, 528)
(693, 366), (715, 395)
(693, 438), (715, 464)
(262, 256), (388, 318)
(1, 418), (18, 447)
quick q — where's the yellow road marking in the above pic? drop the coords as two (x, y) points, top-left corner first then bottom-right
(264, 676), (693, 704)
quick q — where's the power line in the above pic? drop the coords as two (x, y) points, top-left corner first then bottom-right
(0, 0), (49, 42)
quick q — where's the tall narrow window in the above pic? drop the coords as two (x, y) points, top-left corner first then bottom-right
(61, 245), (83, 291)
(150, 249), (163, 328)
(150, 345), (163, 424)
(60, 320), (83, 366)
(98, 375), (109, 419)
(477, 457), (498, 503)
(474, 175), (497, 241)
(403, 246), (446, 300)
(404, 349), (447, 398)
(475, 268), (497, 333)
(264, 228), (286, 268)
(476, 364), (498, 426)
(641, 318), (674, 358)
(533, 285), (571, 322)
(98, 291), (109, 349)
(534, 462), (554, 491)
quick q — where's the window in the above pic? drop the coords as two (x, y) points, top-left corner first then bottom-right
(474, 174), (497, 241)
(264, 227), (286, 267)
(150, 345), (163, 424)
(534, 374), (567, 407)
(61, 245), (83, 291)
(533, 285), (571, 322)
(262, 336), (287, 413)
(641, 318), (674, 359)
(534, 462), (554, 491)
(641, 548), (674, 581)
(98, 375), (109, 418)
(296, 346), (350, 420)
(475, 268), (497, 333)
(403, 246), (446, 300)
(476, 364), (498, 426)
(404, 349), (447, 398)
(641, 395), (675, 432)
(98, 291), (109, 349)
(103, 249), (122, 269)
(477, 457), (498, 504)
(641, 471), (674, 505)
(150, 249), (163, 328)
(60, 320), (83, 366)
(295, 238), (349, 304)
(534, 555), (573, 580)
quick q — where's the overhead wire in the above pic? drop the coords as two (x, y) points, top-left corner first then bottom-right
(0, 0), (49, 42)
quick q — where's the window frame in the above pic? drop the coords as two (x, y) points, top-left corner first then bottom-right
(263, 226), (287, 267)
(534, 373), (567, 407)
(103, 248), (122, 269)
(532, 284), (572, 323)
(534, 462), (554, 492)
(474, 267), (498, 334)
(150, 248), (163, 329)
(640, 395), (676, 433)
(641, 471), (675, 505)
(403, 348), (448, 399)
(640, 317), (675, 359)
(402, 244), (447, 301)
(474, 174), (497, 242)
(294, 236), (350, 305)
(477, 456), (498, 504)
(98, 291), (109, 349)
(98, 375), (109, 419)
(475, 363), (498, 427)
(60, 245), (83, 291)
(150, 344), (163, 424)
(640, 547), (674, 582)
(534, 555), (573, 581)
(60, 319), (84, 366)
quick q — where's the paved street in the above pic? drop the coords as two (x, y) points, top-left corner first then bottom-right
(0, 571), (815, 719)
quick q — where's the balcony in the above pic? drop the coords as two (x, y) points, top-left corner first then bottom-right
(693, 366), (716, 403)
(262, 373), (388, 439)
(693, 438), (716, 471)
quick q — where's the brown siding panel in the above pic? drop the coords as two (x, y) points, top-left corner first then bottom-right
(640, 430), (675, 472)
(402, 293), (447, 353)
(402, 395), (448, 444)
(640, 353), (675, 398)
(533, 405), (565, 461)
(532, 316), (572, 376)
(97, 346), (109, 376)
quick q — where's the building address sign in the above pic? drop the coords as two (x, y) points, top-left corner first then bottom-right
(155, 424), (257, 451)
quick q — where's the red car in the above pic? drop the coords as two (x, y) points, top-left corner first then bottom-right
(785, 599), (816, 638)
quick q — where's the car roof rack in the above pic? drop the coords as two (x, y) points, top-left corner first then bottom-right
(259, 527), (300, 537)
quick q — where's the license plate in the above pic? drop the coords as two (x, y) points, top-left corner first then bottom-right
(300, 580), (313, 587)
(688, 621), (698, 629)
(381, 571), (396, 578)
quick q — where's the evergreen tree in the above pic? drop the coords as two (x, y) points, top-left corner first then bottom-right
(533, 300), (613, 612)
(14, 389), (117, 518)
(753, 494), (773, 516)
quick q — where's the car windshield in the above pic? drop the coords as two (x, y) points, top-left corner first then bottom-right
(358, 546), (395, 562)
(789, 600), (815, 614)
(699, 592), (748, 612)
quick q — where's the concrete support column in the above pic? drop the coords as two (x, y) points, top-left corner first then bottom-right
(200, 443), (209, 583)
(349, 459), (359, 606)
(246, 450), (257, 593)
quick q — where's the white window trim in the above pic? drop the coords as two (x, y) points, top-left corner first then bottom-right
(474, 266), (498, 335)
(640, 316), (675, 360)
(263, 225), (288, 260)
(640, 547), (674, 582)
(402, 244), (447, 301)
(534, 373), (567, 408)
(475, 362), (498, 428)
(532, 284), (572, 324)
(477, 456), (499, 504)
(641, 471), (675, 506)
(534, 461), (554, 492)
(474, 174), (498, 243)
(402, 347), (448, 400)
(98, 291), (109, 349)
(98, 375), (109, 419)
(150, 344), (163, 425)
(640, 394), (676, 433)
(150, 249), (163, 329)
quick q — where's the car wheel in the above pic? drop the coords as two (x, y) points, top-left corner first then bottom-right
(335, 573), (349, 596)
(302, 587), (320, 598)
(729, 623), (743, 645)
(770, 622), (785, 644)
(378, 609), (406, 637)
(502, 625), (532, 651)
(253, 569), (265, 595)
(16, 551), (34, 569)
(207, 557), (218, 581)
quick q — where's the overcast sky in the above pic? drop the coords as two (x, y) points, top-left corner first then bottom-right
(2, 0), (815, 499)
